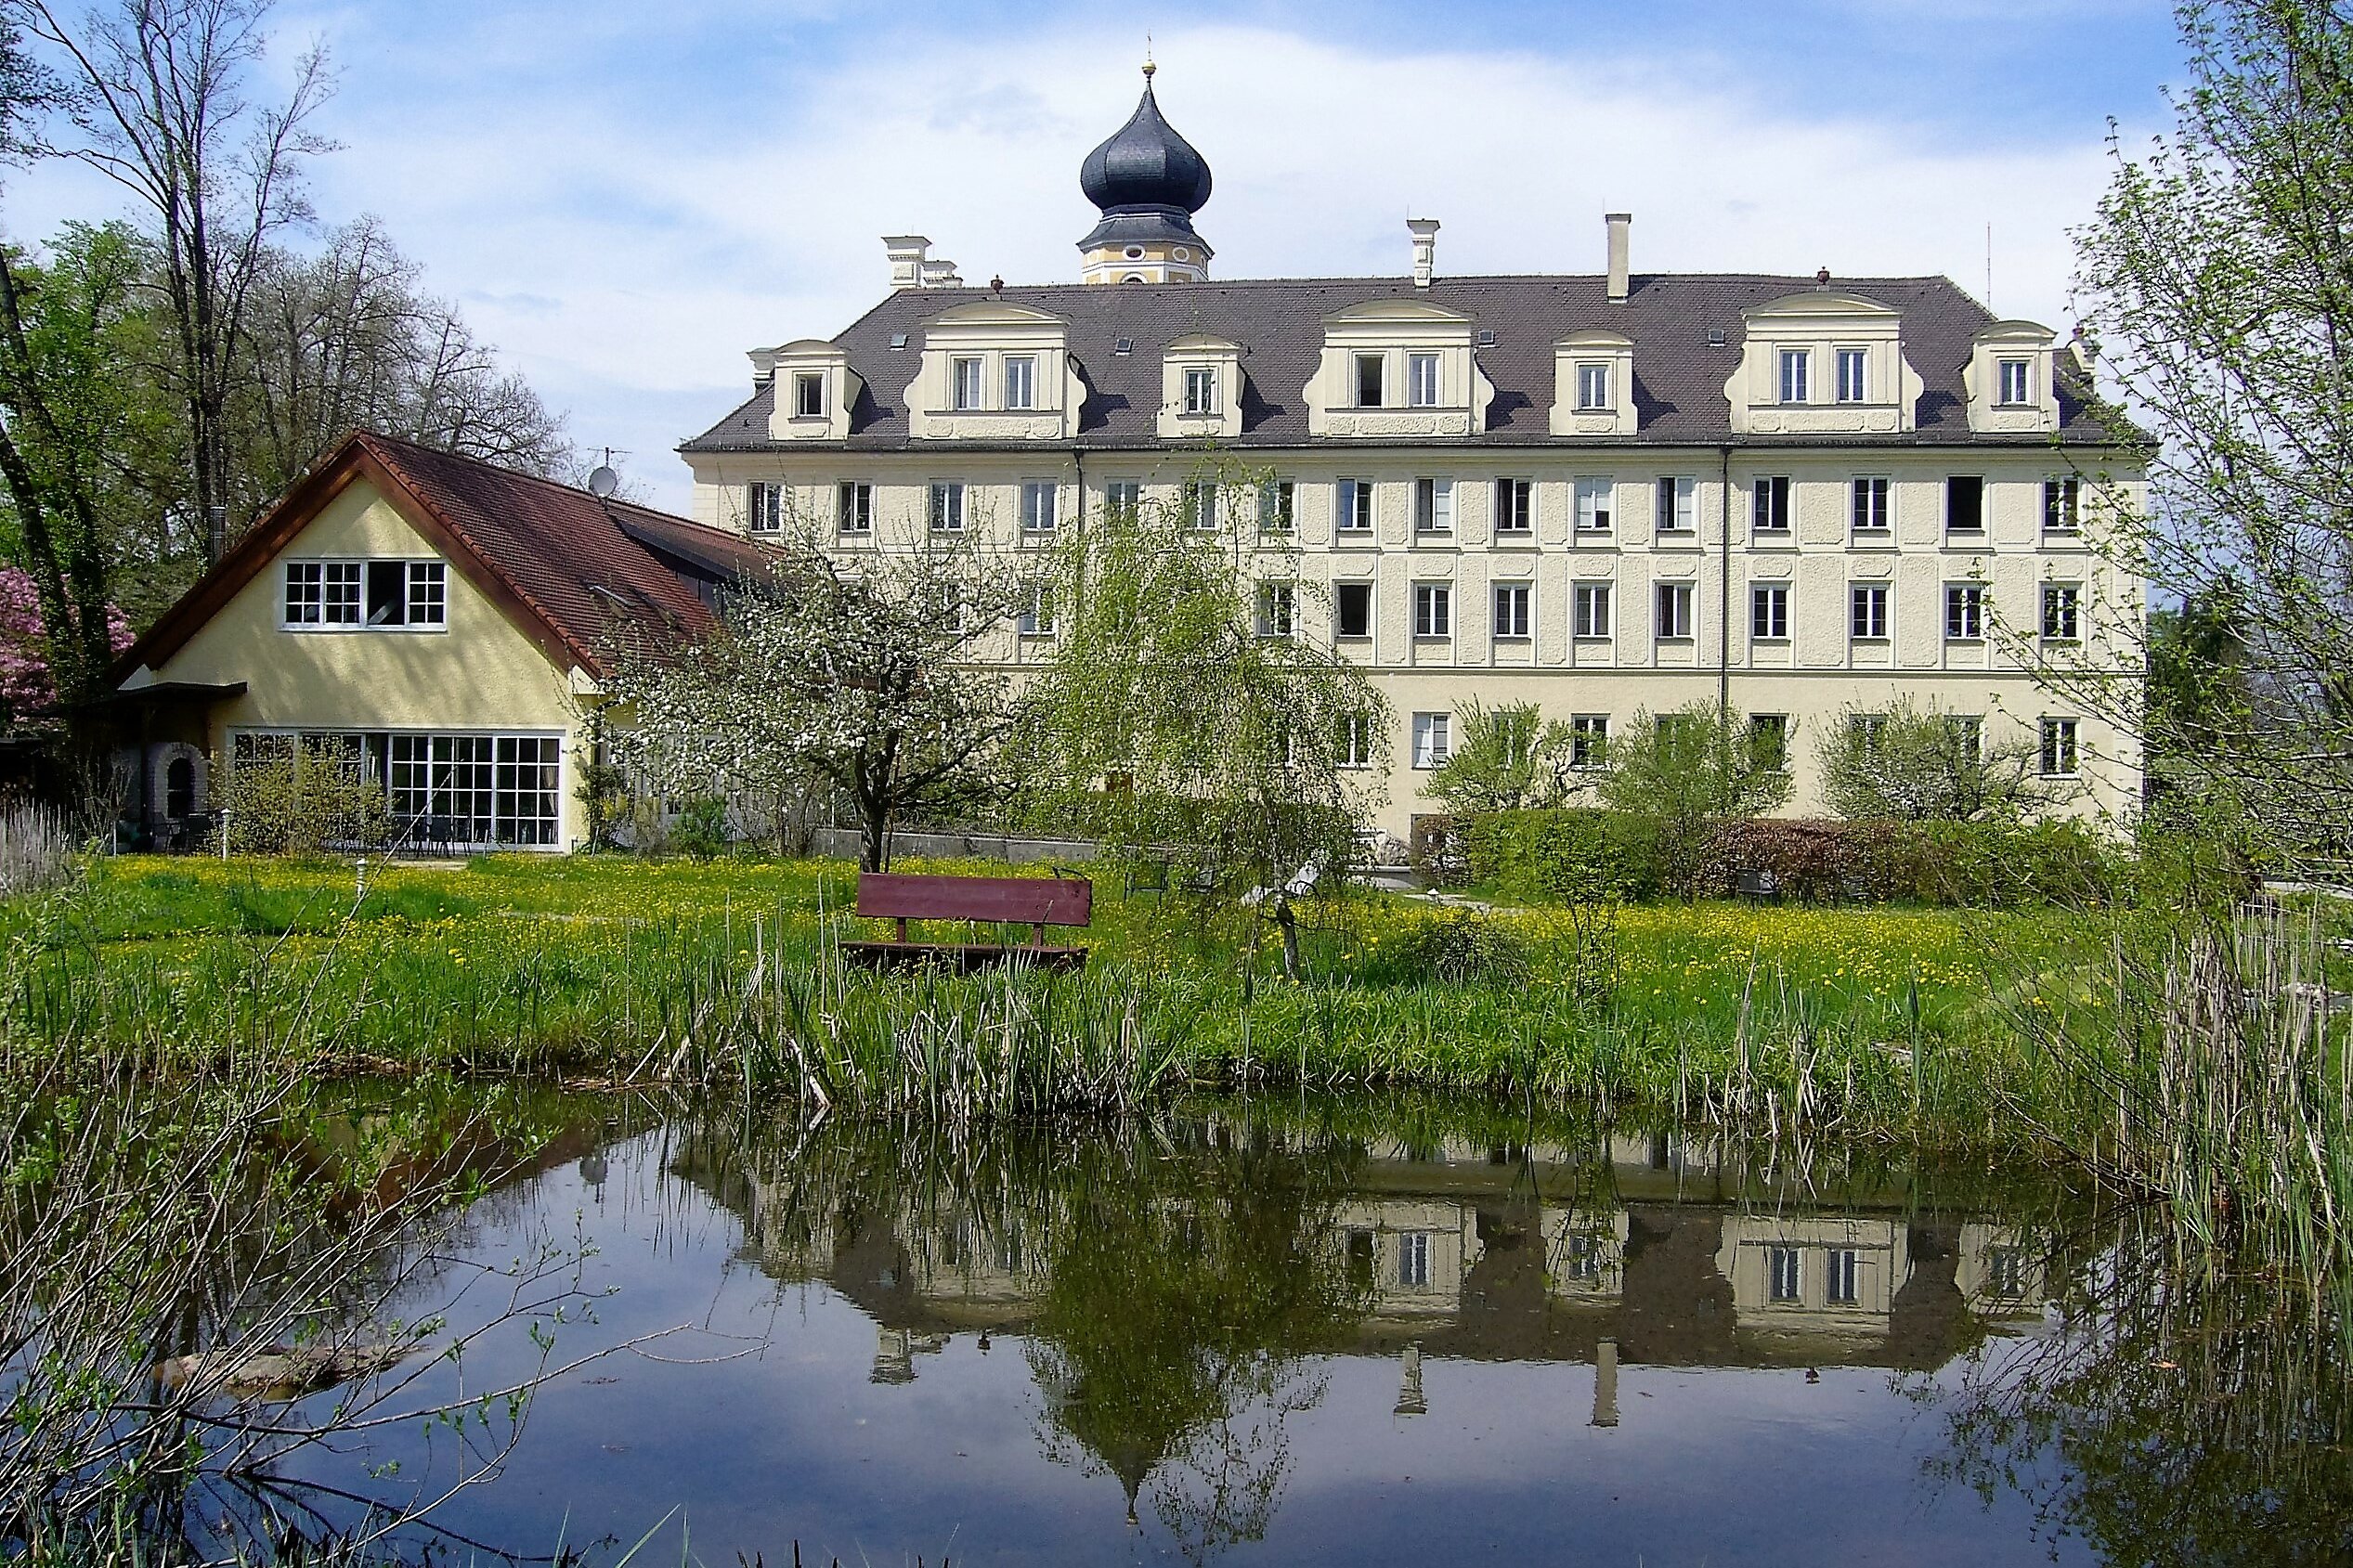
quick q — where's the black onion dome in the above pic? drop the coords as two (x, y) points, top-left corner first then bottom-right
(1079, 70), (1212, 216)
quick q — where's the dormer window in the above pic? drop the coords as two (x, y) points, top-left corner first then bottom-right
(953, 357), (985, 410)
(1183, 366), (1218, 415)
(1576, 362), (1611, 410)
(1997, 357), (2031, 405)
(792, 372), (825, 419)
(1356, 355), (1385, 408)
(1004, 356), (1037, 409)
(1836, 349), (1866, 403)
(1408, 353), (1440, 408)
(1778, 348), (1811, 404)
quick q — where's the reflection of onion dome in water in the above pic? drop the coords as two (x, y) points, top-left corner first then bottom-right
(1077, 64), (1215, 284)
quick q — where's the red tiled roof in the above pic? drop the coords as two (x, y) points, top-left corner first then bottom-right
(123, 432), (762, 682)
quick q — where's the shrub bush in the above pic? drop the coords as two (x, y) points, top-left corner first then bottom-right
(213, 746), (389, 855)
(669, 797), (732, 860)
(1387, 908), (1534, 987)
(1461, 809), (1657, 901)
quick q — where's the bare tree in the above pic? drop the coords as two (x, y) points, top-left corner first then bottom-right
(20, 0), (335, 553)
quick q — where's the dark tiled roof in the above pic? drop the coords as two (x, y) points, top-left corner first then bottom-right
(124, 433), (765, 683)
(682, 273), (2112, 454)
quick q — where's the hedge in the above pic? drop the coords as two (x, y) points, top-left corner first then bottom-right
(1454, 808), (2127, 908)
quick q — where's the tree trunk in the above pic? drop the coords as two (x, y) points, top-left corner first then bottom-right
(1276, 900), (1301, 982)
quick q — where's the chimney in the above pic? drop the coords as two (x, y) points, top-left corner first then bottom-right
(748, 346), (777, 390)
(1606, 213), (1632, 305)
(918, 256), (964, 289)
(1407, 218), (1440, 288)
(883, 235), (931, 290)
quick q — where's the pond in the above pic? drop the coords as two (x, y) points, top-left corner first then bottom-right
(237, 1095), (2347, 1566)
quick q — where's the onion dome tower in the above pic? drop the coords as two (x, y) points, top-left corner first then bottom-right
(1078, 63), (1214, 284)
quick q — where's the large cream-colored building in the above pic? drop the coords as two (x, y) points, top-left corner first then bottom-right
(682, 66), (2143, 837)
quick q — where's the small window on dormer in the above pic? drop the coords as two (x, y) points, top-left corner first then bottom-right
(1004, 356), (1036, 410)
(793, 372), (825, 419)
(1183, 366), (1218, 416)
(1836, 349), (1866, 403)
(953, 357), (985, 410)
(1356, 355), (1385, 408)
(1408, 354), (1440, 408)
(1778, 348), (1810, 404)
(1576, 362), (1610, 410)
(1998, 357), (2031, 405)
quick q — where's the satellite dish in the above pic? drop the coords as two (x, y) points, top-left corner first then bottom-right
(586, 464), (620, 499)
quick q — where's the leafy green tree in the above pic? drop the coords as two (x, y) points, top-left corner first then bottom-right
(1012, 464), (1388, 978)
(1816, 697), (2050, 822)
(1424, 698), (1581, 816)
(1595, 702), (1791, 897)
(2066, 0), (2353, 872)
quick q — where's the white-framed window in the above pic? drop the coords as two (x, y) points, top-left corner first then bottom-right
(792, 371), (825, 419)
(1769, 1245), (1801, 1302)
(1497, 477), (1533, 535)
(1852, 476), (1891, 535)
(385, 732), (563, 848)
(1355, 354), (1385, 408)
(1753, 476), (1791, 535)
(1949, 714), (1983, 760)
(1003, 355), (1037, 410)
(280, 561), (362, 628)
(1336, 478), (1374, 534)
(1259, 478), (1294, 534)
(748, 481), (785, 534)
(1104, 479), (1142, 517)
(1947, 475), (1985, 533)
(1778, 348), (1810, 404)
(1334, 581), (1373, 639)
(1493, 581), (1531, 640)
(1413, 477), (1454, 535)
(1410, 712), (1452, 769)
(1656, 475), (1696, 535)
(1018, 586), (1056, 636)
(953, 356), (985, 410)
(1256, 581), (1297, 639)
(1568, 714), (1609, 769)
(1572, 581), (1613, 639)
(1836, 347), (1867, 403)
(1398, 1230), (1433, 1287)
(1852, 582), (1892, 641)
(1338, 711), (1374, 770)
(404, 562), (447, 627)
(1412, 582), (1452, 639)
(2039, 717), (2080, 776)
(1182, 365), (1217, 415)
(2043, 582), (2082, 641)
(1576, 361), (1611, 409)
(1945, 582), (1984, 640)
(1998, 356), (2032, 405)
(2044, 477), (2081, 534)
(1573, 476), (1614, 534)
(1751, 584), (1789, 641)
(1826, 1249), (1860, 1304)
(1020, 480), (1058, 536)
(928, 480), (966, 534)
(837, 481), (873, 535)
(1656, 581), (1695, 640)
(1187, 480), (1219, 531)
(1407, 353), (1441, 408)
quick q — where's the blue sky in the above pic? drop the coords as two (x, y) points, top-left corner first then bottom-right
(6, 0), (2187, 509)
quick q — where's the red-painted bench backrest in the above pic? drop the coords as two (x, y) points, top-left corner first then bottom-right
(855, 872), (1094, 928)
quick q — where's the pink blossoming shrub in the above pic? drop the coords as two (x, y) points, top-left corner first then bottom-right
(0, 566), (134, 721)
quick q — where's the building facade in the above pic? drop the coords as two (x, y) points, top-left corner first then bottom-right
(682, 68), (2143, 837)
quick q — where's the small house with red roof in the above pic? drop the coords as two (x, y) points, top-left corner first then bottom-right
(110, 432), (765, 851)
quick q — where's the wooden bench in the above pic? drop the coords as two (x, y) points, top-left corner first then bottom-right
(842, 872), (1094, 971)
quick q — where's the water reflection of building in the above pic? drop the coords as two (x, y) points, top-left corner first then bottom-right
(673, 1125), (2052, 1381)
